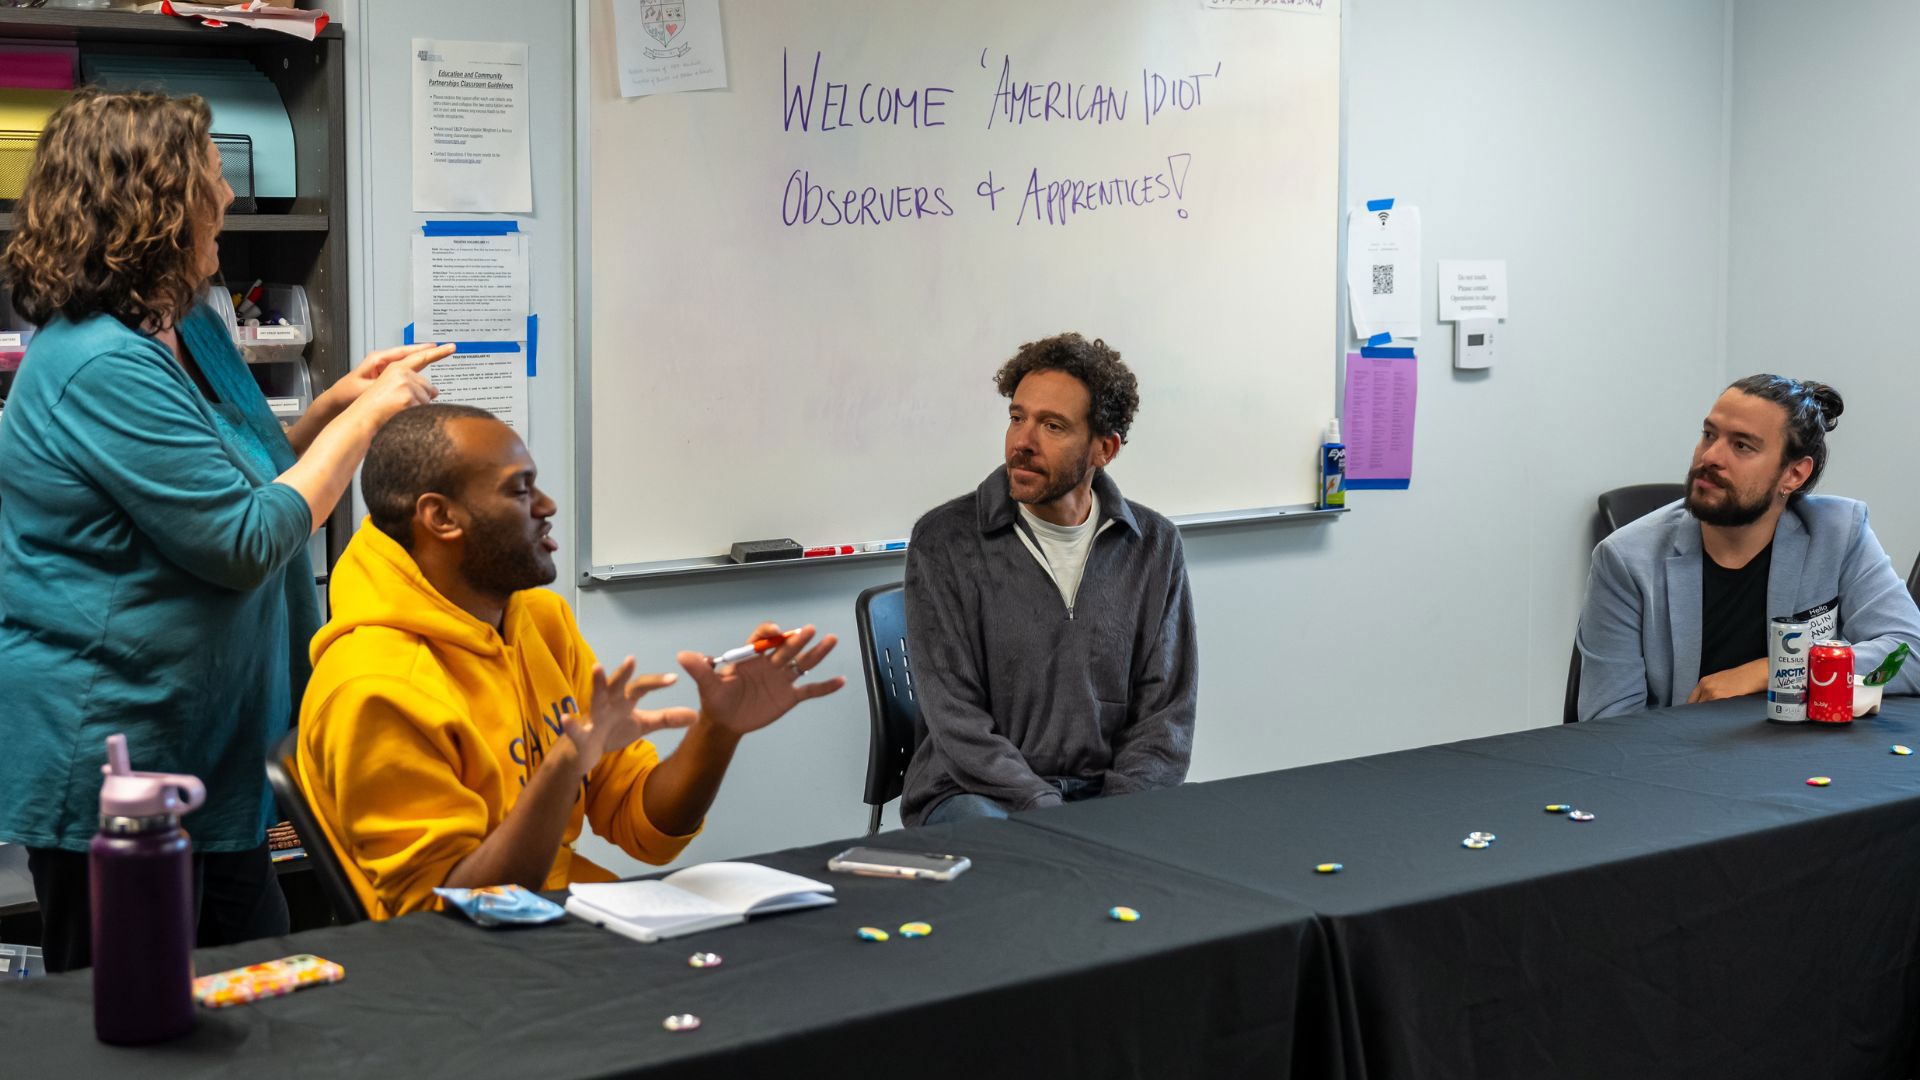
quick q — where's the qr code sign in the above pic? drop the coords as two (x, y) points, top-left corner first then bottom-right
(1371, 263), (1394, 295)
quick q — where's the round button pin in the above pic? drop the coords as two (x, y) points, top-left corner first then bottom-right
(1315, 862), (1343, 874)
(856, 926), (890, 942)
(1568, 810), (1595, 821)
(898, 922), (932, 938)
(662, 1014), (701, 1033)
(687, 952), (722, 969)
(1806, 776), (1832, 787)
(1544, 804), (1571, 813)
(1461, 838), (1490, 850)
(1894, 746), (1913, 756)
(1109, 906), (1141, 922)
(1467, 832), (1497, 843)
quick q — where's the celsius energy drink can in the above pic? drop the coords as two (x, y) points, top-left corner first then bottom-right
(1807, 640), (1856, 724)
(1768, 616), (1811, 722)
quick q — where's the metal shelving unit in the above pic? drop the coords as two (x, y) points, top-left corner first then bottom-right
(0, 7), (352, 564)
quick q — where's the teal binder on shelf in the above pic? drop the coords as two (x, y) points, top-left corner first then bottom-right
(81, 57), (297, 199)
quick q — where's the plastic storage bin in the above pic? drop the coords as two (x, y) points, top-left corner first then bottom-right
(0, 314), (32, 424)
(0, 941), (44, 980)
(0, 327), (31, 370)
(250, 357), (314, 424)
(208, 282), (312, 365)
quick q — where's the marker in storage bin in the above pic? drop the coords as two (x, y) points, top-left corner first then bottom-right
(208, 282), (312, 364)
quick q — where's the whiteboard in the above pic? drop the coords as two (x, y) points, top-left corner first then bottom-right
(580, 0), (1341, 573)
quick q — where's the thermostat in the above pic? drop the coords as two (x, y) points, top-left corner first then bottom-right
(1455, 318), (1496, 370)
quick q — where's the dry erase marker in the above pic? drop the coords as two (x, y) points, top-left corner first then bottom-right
(233, 282), (262, 320)
(802, 545), (856, 558)
(859, 540), (909, 553)
(706, 632), (795, 667)
(236, 279), (265, 320)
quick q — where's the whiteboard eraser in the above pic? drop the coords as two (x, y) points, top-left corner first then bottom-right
(729, 538), (803, 564)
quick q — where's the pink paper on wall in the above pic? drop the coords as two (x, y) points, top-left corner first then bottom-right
(1342, 351), (1417, 488)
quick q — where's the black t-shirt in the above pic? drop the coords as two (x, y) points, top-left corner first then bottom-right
(1699, 542), (1773, 681)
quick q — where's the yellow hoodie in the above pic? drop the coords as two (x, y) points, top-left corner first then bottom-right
(297, 522), (696, 920)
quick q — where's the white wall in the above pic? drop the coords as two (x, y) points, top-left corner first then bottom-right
(341, 0), (578, 589)
(349, 0), (1738, 874)
(1726, 1), (1918, 575)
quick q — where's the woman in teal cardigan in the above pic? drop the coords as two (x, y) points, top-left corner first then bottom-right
(0, 90), (451, 972)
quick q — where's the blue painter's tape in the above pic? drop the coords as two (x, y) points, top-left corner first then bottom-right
(526, 314), (538, 378)
(1359, 347), (1416, 359)
(1365, 332), (1392, 347)
(1365, 198), (1394, 212)
(421, 219), (520, 236)
(403, 324), (521, 356)
(1346, 477), (1411, 490)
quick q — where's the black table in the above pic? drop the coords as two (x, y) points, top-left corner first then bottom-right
(0, 817), (1339, 1079)
(1017, 696), (1920, 1079)
(10, 698), (1920, 1079)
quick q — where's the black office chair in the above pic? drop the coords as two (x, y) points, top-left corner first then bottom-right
(1562, 648), (1585, 728)
(265, 729), (368, 925)
(856, 582), (925, 835)
(1565, 483), (1688, 723)
(1597, 483), (1685, 535)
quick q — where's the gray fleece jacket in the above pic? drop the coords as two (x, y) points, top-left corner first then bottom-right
(899, 466), (1198, 824)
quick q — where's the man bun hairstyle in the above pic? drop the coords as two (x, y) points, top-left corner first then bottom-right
(992, 332), (1141, 443)
(1727, 374), (1844, 496)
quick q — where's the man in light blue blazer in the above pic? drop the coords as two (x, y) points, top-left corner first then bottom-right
(1576, 375), (1920, 722)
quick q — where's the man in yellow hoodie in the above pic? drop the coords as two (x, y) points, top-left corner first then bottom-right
(297, 404), (844, 919)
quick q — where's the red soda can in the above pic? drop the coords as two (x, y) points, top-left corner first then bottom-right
(1806, 640), (1855, 724)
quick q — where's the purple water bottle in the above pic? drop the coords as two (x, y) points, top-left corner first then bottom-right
(90, 733), (205, 1045)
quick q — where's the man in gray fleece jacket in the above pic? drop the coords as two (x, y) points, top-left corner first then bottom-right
(900, 332), (1198, 826)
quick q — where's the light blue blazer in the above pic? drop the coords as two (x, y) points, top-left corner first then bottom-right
(1576, 495), (1920, 722)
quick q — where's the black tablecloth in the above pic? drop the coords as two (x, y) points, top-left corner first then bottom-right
(0, 817), (1339, 1079)
(1017, 696), (1920, 1079)
(10, 698), (1920, 1079)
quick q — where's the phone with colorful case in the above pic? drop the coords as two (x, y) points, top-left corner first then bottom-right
(193, 953), (343, 1008)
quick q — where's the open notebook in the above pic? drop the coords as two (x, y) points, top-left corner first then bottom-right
(565, 861), (836, 943)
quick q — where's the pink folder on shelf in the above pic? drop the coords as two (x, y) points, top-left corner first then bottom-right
(0, 53), (77, 91)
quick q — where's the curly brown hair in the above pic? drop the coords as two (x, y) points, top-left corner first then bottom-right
(2, 89), (222, 331)
(993, 332), (1141, 443)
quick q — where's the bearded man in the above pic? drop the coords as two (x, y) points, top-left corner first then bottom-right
(900, 333), (1198, 825)
(1575, 375), (1920, 722)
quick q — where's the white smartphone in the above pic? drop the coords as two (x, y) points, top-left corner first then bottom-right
(826, 847), (971, 882)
